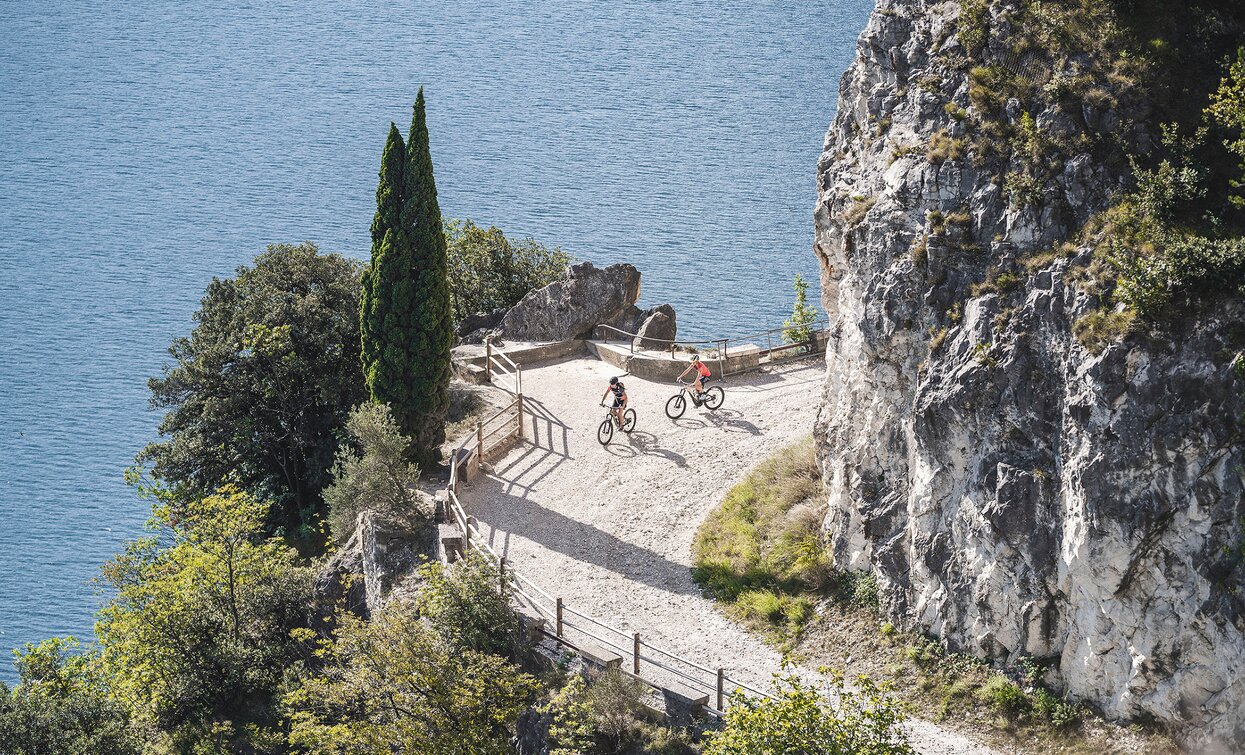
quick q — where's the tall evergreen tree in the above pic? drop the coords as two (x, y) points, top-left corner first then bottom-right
(360, 91), (453, 467)
(360, 123), (406, 408)
(399, 88), (453, 464)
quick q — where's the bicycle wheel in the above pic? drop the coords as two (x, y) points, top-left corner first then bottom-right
(665, 394), (686, 419)
(597, 418), (614, 445)
(622, 408), (637, 433)
(703, 386), (725, 410)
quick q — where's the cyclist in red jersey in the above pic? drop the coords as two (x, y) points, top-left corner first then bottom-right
(678, 354), (712, 397)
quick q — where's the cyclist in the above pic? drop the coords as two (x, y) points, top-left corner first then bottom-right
(601, 376), (628, 428)
(678, 354), (712, 399)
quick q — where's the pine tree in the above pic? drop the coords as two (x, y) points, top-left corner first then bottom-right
(400, 88), (454, 464)
(783, 273), (819, 346)
(360, 123), (406, 402)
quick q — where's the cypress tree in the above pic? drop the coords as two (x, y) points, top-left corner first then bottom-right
(360, 123), (407, 421)
(400, 87), (453, 465)
(360, 91), (452, 468)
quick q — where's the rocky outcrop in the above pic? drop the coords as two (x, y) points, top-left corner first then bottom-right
(313, 508), (437, 619)
(494, 262), (676, 343)
(814, 0), (1245, 747)
(634, 304), (677, 350)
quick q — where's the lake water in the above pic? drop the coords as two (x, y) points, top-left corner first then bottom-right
(0, 0), (870, 681)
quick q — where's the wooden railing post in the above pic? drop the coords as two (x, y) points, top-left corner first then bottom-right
(516, 394), (524, 440)
(556, 598), (564, 638)
(517, 364), (522, 394)
(476, 421), (484, 456)
(485, 339), (493, 383)
(633, 633), (641, 675)
(717, 668), (725, 711)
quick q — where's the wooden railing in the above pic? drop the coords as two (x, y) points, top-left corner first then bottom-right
(439, 394), (770, 715)
(485, 340), (523, 394)
(448, 395), (524, 494)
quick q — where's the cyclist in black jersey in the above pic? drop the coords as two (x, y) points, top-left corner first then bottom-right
(600, 376), (628, 428)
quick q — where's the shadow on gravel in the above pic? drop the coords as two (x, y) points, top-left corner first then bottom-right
(469, 477), (701, 596)
(620, 431), (687, 468)
(670, 409), (761, 436)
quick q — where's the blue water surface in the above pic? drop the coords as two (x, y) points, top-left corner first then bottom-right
(0, 0), (870, 681)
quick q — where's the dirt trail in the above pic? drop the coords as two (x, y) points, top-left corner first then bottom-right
(462, 355), (994, 754)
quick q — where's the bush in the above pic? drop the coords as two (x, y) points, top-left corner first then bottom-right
(977, 676), (1028, 716)
(0, 638), (138, 755)
(1031, 687), (1081, 729)
(705, 669), (914, 755)
(1073, 309), (1136, 352)
(284, 608), (539, 755)
(415, 554), (520, 658)
(927, 130), (966, 164)
(783, 273), (821, 345)
(445, 219), (570, 323)
(324, 402), (429, 542)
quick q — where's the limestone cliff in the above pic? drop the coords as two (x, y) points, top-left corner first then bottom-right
(814, 0), (1245, 747)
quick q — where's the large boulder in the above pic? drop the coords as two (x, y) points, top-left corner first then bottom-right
(496, 262), (646, 341)
(456, 307), (507, 344)
(633, 304), (677, 350)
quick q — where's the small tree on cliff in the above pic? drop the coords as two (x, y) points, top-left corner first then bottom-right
(783, 273), (819, 346)
(360, 90), (453, 466)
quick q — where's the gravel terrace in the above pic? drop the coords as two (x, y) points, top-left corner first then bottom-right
(461, 354), (995, 754)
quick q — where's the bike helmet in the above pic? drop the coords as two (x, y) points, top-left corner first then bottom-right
(690, 354), (700, 362)
(609, 376), (619, 385)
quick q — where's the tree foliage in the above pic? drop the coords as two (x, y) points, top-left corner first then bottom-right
(284, 608), (539, 755)
(414, 554), (519, 658)
(445, 219), (570, 323)
(323, 402), (429, 542)
(141, 242), (366, 539)
(1207, 46), (1245, 206)
(360, 89), (453, 467)
(94, 486), (313, 744)
(0, 638), (138, 755)
(704, 669), (913, 755)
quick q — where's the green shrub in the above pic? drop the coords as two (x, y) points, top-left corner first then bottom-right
(445, 219), (570, 323)
(958, 0), (989, 57)
(1031, 687), (1082, 729)
(705, 669), (914, 755)
(927, 130), (966, 164)
(415, 554), (519, 657)
(977, 676), (1028, 716)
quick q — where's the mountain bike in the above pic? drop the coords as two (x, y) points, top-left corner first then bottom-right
(598, 403), (637, 445)
(665, 379), (724, 419)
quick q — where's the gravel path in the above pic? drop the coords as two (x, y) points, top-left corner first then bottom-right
(462, 355), (994, 754)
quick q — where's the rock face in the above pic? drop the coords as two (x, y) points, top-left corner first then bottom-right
(314, 508), (437, 619)
(495, 261), (676, 342)
(814, 0), (1245, 747)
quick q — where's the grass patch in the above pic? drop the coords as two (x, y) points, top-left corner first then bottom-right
(927, 130), (967, 164)
(692, 438), (840, 641)
(1073, 309), (1136, 353)
(842, 196), (877, 227)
